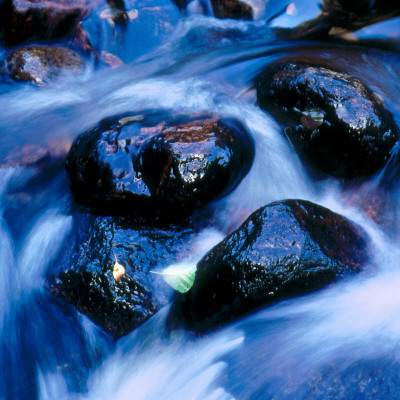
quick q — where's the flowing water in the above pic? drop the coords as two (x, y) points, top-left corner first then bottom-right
(1, 2), (400, 399)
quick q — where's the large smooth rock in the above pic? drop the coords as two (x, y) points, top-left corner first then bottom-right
(0, 0), (89, 46)
(50, 216), (195, 338)
(6, 46), (85, 85)
(257, 63), (399, 179)
(65, 112), (254, 223)
(170, 199), (371, 332)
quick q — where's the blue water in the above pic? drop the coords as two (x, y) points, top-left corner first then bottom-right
(1, 2), (400, 399)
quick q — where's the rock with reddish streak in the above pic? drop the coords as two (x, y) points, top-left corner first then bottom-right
(65, 111), (254, 224)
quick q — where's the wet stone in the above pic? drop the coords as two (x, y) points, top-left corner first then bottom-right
(278, 0), (400, 40)
(6, 46), (85, 85)
(65, 111), (254, 224)
(173, 0), (267, 20)
(0, 0), (90, 46)
(211, 0), (253, 20)
(50, 216), (195, 338)
(256, 63), (399, 179)
(170, 199), (371, 332)
(211, 0), (269, 20)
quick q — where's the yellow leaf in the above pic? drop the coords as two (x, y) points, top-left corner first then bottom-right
(119, 115), (144, 126)
(113, 256), (125, 282)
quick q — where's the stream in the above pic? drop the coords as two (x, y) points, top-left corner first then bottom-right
(1, 1), (400, 399)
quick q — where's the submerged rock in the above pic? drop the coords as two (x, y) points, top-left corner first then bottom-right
(0, 144), (50, 168)
(306, 358), (400, 400)
(340, 181), (396, 231)
(0, 0), (89, 46)
(6, 46), (85, 85)
(104, 0), (129, 25)
(50, 216), (195, 338)
(80, 0), (180, 63)
(65, 112), (254, 224)
(170, 199), (371, 332)
(256, 63), (398, 179)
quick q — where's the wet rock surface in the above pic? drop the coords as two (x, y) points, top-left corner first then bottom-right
(65, 111), (254, 224)
(50, 216), (195, 338)
(6, 46), (85, 84)
(211, 0), (253, 20)
(279, 0), (400, 40)
(170, 199), (371, 332)
(0, 0), (89, 46)
(256, 63), (399, 179)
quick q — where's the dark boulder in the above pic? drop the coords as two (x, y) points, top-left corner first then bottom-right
(172, 0), (253, 19)
(0, 0), (89, 46)
(65, 112), (254, 223)
(278, 0), (400, 40)
(50, 216), (195, 338)
(6, 46), (85, 85)
(256, 63), (398, 179)
(170, 199), (371, 332)
(211, 0), (253, 20)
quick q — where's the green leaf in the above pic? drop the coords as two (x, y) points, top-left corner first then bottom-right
(151, 260), (197, 293)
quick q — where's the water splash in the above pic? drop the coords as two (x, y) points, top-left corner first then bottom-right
(84, 309), (244, 400)
(17, 209), (73, 290)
